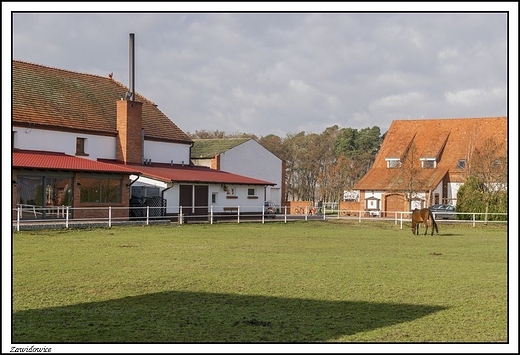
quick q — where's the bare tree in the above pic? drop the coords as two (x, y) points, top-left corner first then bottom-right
(466, 137), (508, 221)
(393, 141), (427, 210)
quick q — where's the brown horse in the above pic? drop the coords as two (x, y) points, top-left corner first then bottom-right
(411, 208), (439, 236)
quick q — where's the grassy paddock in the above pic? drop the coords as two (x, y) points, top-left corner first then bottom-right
(12, 220), (508, 343)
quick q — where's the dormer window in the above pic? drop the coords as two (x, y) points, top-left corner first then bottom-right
(457, 159), (466, 169)
(385, 158), (401, 169)
(420, 158), (436, 169)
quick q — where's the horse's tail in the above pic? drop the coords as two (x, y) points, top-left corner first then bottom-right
(429, 210), (439, 234)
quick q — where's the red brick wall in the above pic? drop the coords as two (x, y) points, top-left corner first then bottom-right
(116, 99), (143, 164)
(339, 201), (362, 214)
(73, 173), (130, 220)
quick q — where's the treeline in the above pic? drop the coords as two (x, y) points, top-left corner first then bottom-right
(188, 126), (384, 202)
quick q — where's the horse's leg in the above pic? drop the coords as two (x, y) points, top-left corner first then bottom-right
(424, 221), (428, 235)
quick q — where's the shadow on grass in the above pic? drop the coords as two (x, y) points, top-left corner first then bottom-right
(13, 291), (446, 343)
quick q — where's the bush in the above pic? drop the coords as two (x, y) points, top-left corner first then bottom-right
(456, 176), (507, 221)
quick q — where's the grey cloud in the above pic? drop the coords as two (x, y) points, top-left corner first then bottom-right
(11, 11), (509, 136)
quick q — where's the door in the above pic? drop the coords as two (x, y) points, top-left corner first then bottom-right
(194, 185), (209, 216)
(179, 185), (193, 215)
(384, 193), (407, 218)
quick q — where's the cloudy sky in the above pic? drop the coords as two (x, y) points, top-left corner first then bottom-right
(5, 3), (516, 138)
(3, 4), (518, 353)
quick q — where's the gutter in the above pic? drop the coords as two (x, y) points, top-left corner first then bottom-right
(129, 175), (140, 186)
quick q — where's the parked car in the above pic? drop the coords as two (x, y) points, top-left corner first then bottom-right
(429, 204), (456, 220)
(264, 201), (277, 218)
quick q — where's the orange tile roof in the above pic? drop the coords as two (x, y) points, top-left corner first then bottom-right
(354, 117), (507, 191)
(12, 60), (192, 143)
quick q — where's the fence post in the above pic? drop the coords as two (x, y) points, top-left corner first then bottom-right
(284, 206), (287, 223)
(108, 206), (112, 228)
(237, 206), (240, 224)
(262, 204), (265, 224)
(17, 207), (20, 232)
(472, 213), (476, 228)
(210, 205), (213, 225)
(146, 206), (150, 225)
(66, 206), (69, 229)
(179, 206), (183, 225)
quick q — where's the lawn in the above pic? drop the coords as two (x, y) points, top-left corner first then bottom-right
(11, 220), (509, 346)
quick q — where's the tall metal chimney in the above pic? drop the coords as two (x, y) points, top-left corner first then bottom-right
(129, 33), (135, 101)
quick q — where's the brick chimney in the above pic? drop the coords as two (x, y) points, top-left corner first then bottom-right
(116, 99), (143, 164)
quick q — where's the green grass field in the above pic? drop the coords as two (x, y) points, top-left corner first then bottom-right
(12, 220), (509, 344)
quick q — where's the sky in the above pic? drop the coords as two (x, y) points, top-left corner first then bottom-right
(5, 3), (518, 138)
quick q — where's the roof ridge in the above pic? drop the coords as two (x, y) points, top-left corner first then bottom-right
(393, 116), (506, 122)
(13, 59), (117, 82)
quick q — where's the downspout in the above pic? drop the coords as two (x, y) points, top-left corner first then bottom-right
(188, 141), (194, 165)
(161, 181), (174, 215)
(129, 175), (140, 186)
(161, 182), (174, 199)
(141, 128), (145, 164)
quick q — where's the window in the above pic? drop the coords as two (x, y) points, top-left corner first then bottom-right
(212, 192), (217, 204)
(80, 177), (121, 203)
(421, 158), (436, 169)
(457, 159), (466, 169)
(386, 158), (401, 169)
(343, 190), (359, 202)
(247, 188), (259, 199)
(76, 137), (88, 156)
(16, 174), (73, 219)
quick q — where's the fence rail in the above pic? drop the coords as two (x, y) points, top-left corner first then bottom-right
(12, 205), (507, 231)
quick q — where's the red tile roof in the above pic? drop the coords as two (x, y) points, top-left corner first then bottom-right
(14, 149), (274, 185)
(12, 60), (192, 144)
(354, 117), (507, 191)
(103, 161), (275, 186)
(13, 150), (141, 174)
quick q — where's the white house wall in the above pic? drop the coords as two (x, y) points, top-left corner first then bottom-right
(219, 140), (282, 207)
(161, 183), (267, 214)
(13, 126), (115, 160)
(190, 159), (212, 168)
(13, 127), (192, 166)
(429, 182), (460, 206)
(449, 183), (462, 204)
(144, 140), (191, 165)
